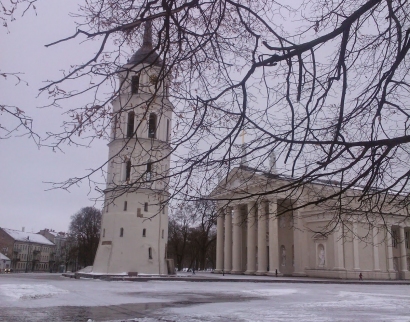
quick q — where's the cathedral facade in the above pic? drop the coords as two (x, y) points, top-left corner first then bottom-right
(212, 166), (410, 280)
(92, 23), (172, 275)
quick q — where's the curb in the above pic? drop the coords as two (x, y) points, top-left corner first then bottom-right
(62, 273), (410, 285)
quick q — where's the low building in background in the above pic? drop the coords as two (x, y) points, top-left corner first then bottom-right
(0, 227), (56, 272)
(38, 229), (73, 272)
(0, 253), (11, 272)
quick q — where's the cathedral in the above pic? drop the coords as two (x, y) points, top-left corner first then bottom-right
(212, 160), (410, 280)
(92, 23), (172, 275)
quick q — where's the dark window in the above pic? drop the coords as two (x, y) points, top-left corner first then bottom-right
(113, 115), (118, 139)
(137, 208), (142, 217)
(120, 228), (124, 237)
(125, 160), (131, 181)
(103, 229), (105, 238)
(146, 161), (152, 181)
(127, 111), (135, 138)
(143, 229), (146, 237)
(166, 119), (170, 142)
(148, 113), (157, 138)
(124, 201), (128, 211)
(131, 75), (139, 94)
(144, 202), (148, 212)
(148, 247), (152, 259)
(162, 206), (165, 214)
(162, 229), (164, 239)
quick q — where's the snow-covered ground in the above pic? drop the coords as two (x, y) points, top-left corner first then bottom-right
(0, 273), (409, 321)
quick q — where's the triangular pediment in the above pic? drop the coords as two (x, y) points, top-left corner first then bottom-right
(210, 166), (267, 199)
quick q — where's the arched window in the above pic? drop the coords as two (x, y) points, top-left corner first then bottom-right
(131, 75), (139, 94)
(142, 229), (146, 237)
(166, 119), (170, 142)
(125, 160), (131, 181)
(127, 111), (135, 138)
(146, 161), (152, 181)
(148, 247), (152, 259)
(144, 202), (148, 212)
(112, 115), (118, 139)
(124, 201), (128, 211)
(148, 113), (157, 138)
(120, 228), (124, 237)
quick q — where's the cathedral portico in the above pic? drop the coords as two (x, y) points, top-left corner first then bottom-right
(212, 166), (410, 280)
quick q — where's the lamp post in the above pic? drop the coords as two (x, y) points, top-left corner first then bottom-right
(25, 236), (31, 273)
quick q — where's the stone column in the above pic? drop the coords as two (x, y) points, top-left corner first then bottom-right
(215, 209), (225, 273)
(293, 207), (307, 276)
(333, 224), (345, 272)
(231, 205), (242, 274)
(399, 226), (408, 279)
(256, 201), (267, 275)
(268, 199), (280, 276)
(245, 201), (256, 275)
(372, 226), (380, 271)
(386, 226), (395, 273)
(353, 222), (360, 270)
(223, 207), (232, 273)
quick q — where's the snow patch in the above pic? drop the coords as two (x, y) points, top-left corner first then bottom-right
(0, 284), (69, 300)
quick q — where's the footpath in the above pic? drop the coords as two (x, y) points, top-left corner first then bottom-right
(62, 271), (410, 285)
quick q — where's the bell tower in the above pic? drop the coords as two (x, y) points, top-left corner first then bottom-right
(92, 22), (172, 275)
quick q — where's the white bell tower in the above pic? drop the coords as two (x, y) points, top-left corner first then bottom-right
(93, 22), (172, 275)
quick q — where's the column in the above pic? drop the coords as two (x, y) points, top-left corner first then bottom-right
(215, 209), (225, 273)
(372, 226), (380, 271)
(256, 201), (267, 275)
(353, 222), (360, 270)
(399, 226), (408, 278)
(245, 201), (257, 274)
(333, 224), (345, 270)
(223, 207), (232, 273)
(268, 199), (280, 276)
(231, 204), (242, 274)
(293, 207), (307, 276)
(386, 226), (395, 273)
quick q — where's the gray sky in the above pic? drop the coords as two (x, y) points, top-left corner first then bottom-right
(1, 0), (107, 233)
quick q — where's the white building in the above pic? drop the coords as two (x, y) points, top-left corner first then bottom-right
(212, 165), (410, 280)
(92, 22), (172, 275)
(0, 253), (11, 272)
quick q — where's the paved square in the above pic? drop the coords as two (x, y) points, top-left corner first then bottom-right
(0, 273), (409, 321)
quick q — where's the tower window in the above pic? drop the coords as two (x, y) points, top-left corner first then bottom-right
(120, 228), (124, 237)
(144, 202), (148, 212)
(127, 111), (135, 138)
(148, 247), (152, 259)
(146, 161), (152, 181)
(148, 113), (157, 138)
(124, 201), (128, 211)
(131, 75), (139, 94)
(143, 229), (146, 237)
(113, 115), (118, 139)
(125, 160), (131, 181)
(103, 229), (105, 238)
(166, 119), (170, 142)
(162, 229), (164, 239)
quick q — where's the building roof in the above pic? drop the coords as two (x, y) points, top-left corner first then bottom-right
(0, 253), (11, 261)
(1, 228), (55, 246)
(127, 21), (163, 67)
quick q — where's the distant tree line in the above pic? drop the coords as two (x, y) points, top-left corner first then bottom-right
(167, 201), (217, 271)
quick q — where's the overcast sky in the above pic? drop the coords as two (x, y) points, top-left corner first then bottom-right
(1, 0), (108, 233)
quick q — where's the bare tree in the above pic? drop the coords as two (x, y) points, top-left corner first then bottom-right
(5, 0), (410, 233)
(69, 206), (101, 268)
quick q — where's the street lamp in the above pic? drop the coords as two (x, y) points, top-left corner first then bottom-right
(25, 236), (31, 273)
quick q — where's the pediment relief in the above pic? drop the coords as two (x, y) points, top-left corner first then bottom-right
(312, 233), (328, 241)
